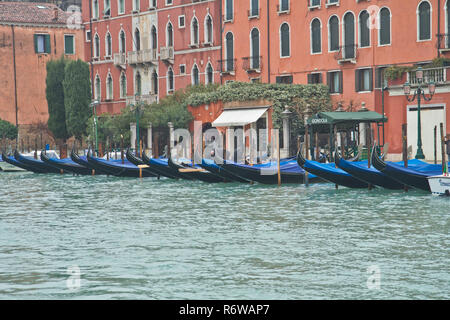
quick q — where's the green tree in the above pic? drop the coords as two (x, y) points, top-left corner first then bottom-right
(46, 57), (69, 143)
(0, 118), (18, 140)
(63, 59), (92, 142)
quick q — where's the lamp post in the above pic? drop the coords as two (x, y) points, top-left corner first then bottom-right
(403, 66), (436, 159)
(131, 93), (144, 156)
(281, 105), (292, 157)
(90, 100), (100, 154)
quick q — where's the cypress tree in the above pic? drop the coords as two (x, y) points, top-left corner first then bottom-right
(63, 59), (92, 142)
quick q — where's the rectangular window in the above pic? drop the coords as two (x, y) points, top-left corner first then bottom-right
(34, 34), (51, 54)
(327, 71), (343, 94)
(104, 0), (111, 16)
(64, 35), (75, 55)
(355, 68), (373, 92)
(178, 15), (185, 28)
(375, 67), (387, 89)
(179, 64), (186, 74)
(118, 0), (125, 14)
(86, 30), (91, 42)
(307, 73), (322, 84)
(225, 0), (233, 21)
(166, 0), (173, 5)
(275, 75), (293, 84)
(309, 0), (320, 7)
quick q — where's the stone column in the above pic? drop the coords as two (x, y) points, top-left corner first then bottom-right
(130, 122), (136, 151)
(168, 122), (174, 158)
(281, 106), (292, 158)
(147, 122), (153, 158)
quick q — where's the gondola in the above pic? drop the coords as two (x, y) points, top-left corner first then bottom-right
(168, 156), (225, 183)
(218, 158), (320, 184)
(0, 153), (26, 172)
(141, 151), (184, 179)
(297, 148), (369, 188)
(371, 149), (443, 192)
(14, 150), (62, 174)
(86, 151), (157, 178)
(199, 158), (249, 183)
(41, 150), (93, 175)
(2, 152), (46, 173)
(335, 150), (404, 190)
(125, 149), (162, 178)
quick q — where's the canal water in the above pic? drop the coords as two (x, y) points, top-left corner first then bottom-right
(0, 171), (448, 299)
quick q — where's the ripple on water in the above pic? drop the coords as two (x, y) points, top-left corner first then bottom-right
(0, 171), (448, 299)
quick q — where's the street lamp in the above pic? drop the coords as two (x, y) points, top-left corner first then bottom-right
(403, 66), (436, 159)
(90, 100), (100, 155)
(131, 93), (145, 156)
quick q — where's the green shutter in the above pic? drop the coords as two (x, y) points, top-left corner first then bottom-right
(44, 34), (51, 53)
(65, 35), (74, 54)
(34, 34), (38, 53)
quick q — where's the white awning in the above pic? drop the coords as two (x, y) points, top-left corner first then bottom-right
(212, 107), (269, 127)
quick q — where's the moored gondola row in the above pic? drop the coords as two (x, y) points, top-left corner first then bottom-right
(1, 147), (449, 195)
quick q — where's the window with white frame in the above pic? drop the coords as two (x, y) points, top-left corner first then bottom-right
(104, 0), (111, 16)
(359, 10), (370, 47)
(279, 0), (289, 12)
(355, 68), (373, 92)
(119, 30), (126, 53)
(167, 67), (174, 92)
(95, 75), (101, 100)
(105, 32), (112, 57)
(152, 70), (158, 95)
(178, 15), (185, 28)
(250, 28), (260, 69)
(225, 32), (234, 71)
(106, 73), (113, 100)
(92, 0), (99, 19)
(120, 72), (127, 98)
(311, 18), (321, 54)
(379, 7), (391, 45)
(94, 33), (100, 58)
(192, 64), (200, 85)
(329, 15), (339, 51)
(167, 22), (174, 47)
(250, 0), (259, 17)
(280, 22), (290, 57)
(225, 0), (233, 21)
(418, 1), (431, 40)
(133, 0), (140, 12)
(205, 15), (213, 44)
(151, 26), (157, 49)
(179, 64), (186, 74)
(135, 72), (142, 95)
(191, 17), (199, 46)
(118, 0), (125, 14)
(64, 34), (75, 55)
(206, 63), (214, 84)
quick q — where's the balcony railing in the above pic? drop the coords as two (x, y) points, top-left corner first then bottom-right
(335, 45), (357, 63)
(218, 59), (236, 74)
(408, 67), (448, 85)
(437, 33), (450, 52)
(160, 46), (174, 63)
(126, 94), (157, 106)
(242, 56), (262, 72)
(127, 49), (157, 65)
(113, 53), (126, 66)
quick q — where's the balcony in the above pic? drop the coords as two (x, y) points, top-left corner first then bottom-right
(437, 34), (450, 53)
(408, 67), (448, 86)
(127, 49), (157, 66)
(160, 46), (174, 64)
(218, 59), (236, 75)
(242, 56), (262, 73)
(334, 45), (357, 64)
(126, 94), (157, 106)
(113, 53), (126, 68)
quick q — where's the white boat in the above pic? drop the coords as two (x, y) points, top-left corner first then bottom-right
(427, 174), (450, 196)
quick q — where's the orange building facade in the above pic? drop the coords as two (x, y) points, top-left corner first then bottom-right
(222, 0), (450, 160)
(0, 2), (85, 140)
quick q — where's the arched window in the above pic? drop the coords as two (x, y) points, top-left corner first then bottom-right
(192, 64), (199, 85)
(105, 32), (112, 57)
(151, 25), (157, 50)
(225, 0), (233, 21)
(418, 1), (431, 40)
(119, 30), (126, 53)
(343, 12), (355, 59)
(359, 10), (370, 47)
(311, 18), (321, 54)
(106, 73), (113, 100)
(280, 23), (290, 57)
(167, 67), (174, 92)
(93, 0), (99, 19)
(94, 33), (100, 57)
(95, 75), (101, 100)
(379, 8), (391, 45)
(120, 72), (126, 98)
(251, 0), (259, 17)
(206, 63), (213, 84)
(152, 70), (158, 95)
(329, 15), (339, 51)
(250, 28), (260, 69)
(205, 15), (213, 44)
(135, 72), (141, 95)
(167, 22), (173, 47)
(225, 32), (234, 71)
(191, 17), (199, 45)
(134, 28), (141, 51)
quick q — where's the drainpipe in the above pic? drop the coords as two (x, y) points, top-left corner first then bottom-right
(438, 0), (441, 57)
(219, 0), (223, 85)
(267, 0), (270, 83)
(11, 25), (18, 138)
(89, 0), (94, 99)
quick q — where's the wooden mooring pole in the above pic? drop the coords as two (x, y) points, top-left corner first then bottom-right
(402, 123), (408, 192)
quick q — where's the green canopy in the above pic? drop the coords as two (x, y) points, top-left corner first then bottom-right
(307, 111), (387, 126)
